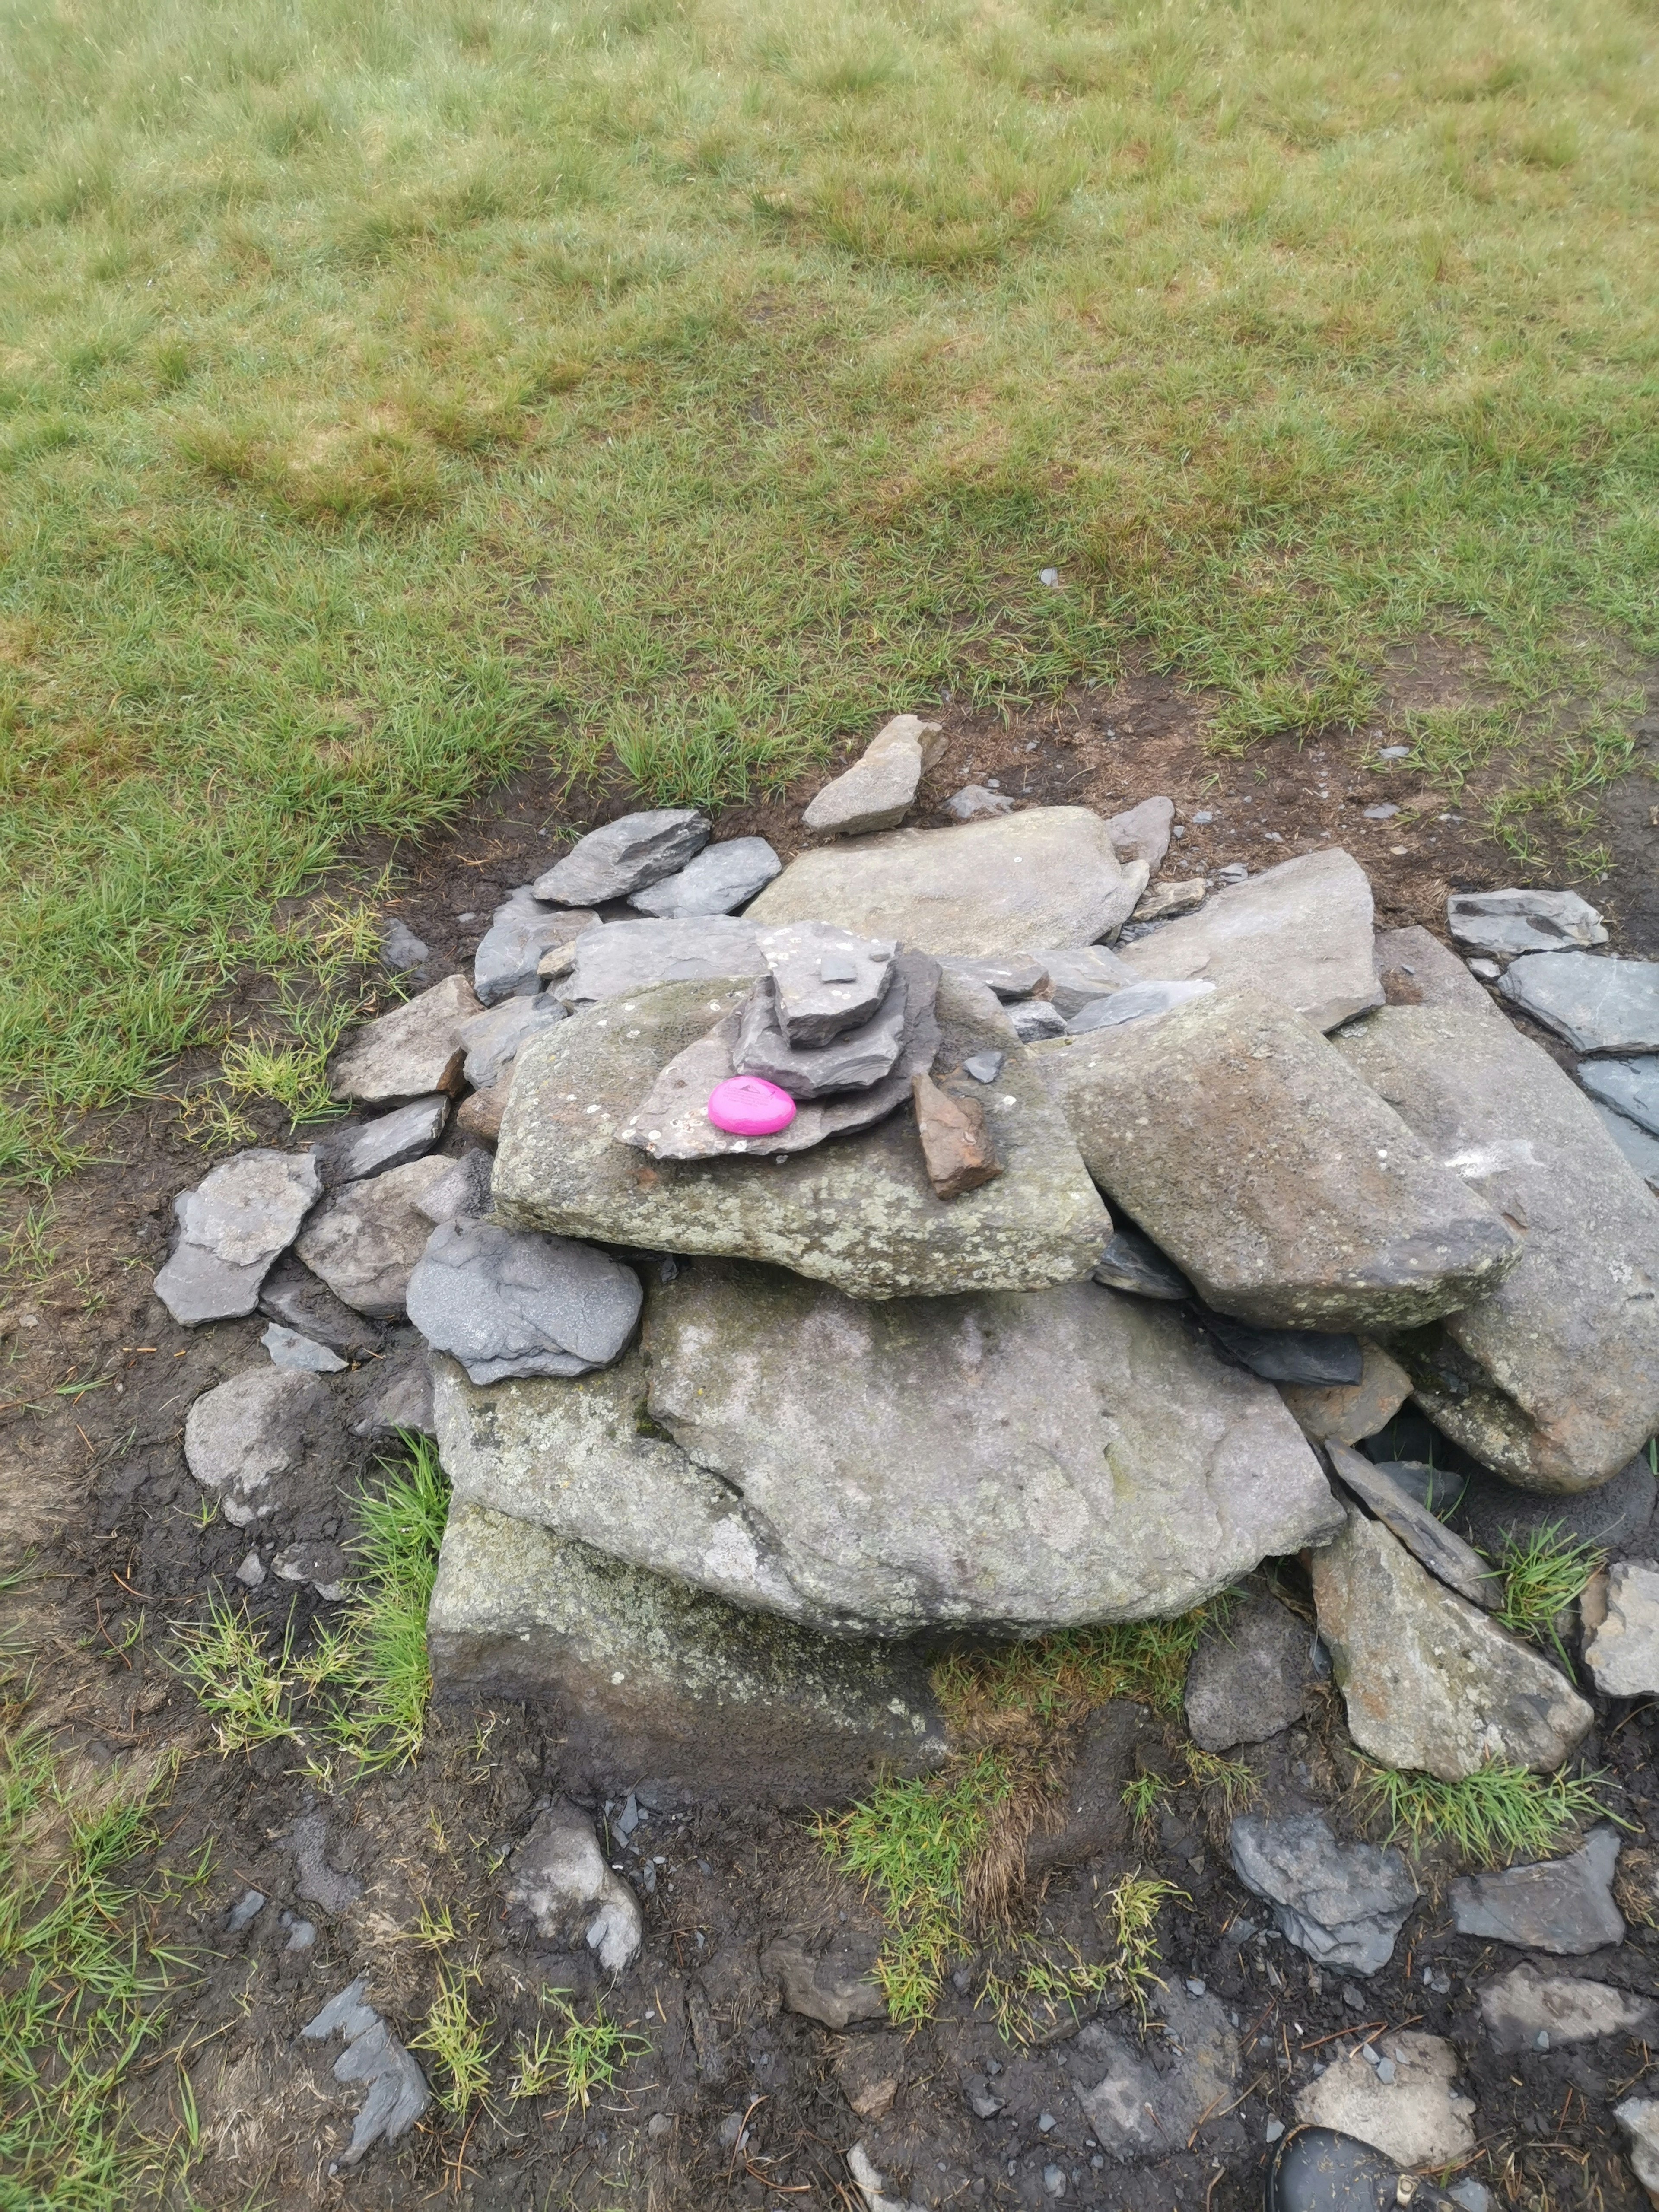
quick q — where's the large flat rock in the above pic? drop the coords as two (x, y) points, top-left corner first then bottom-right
(1039, 986), (1518, 1330)
(1116, 849), (1385, 1031)
(1500, 951), (1659, 1052)
(745, 807), (1136, 955)
(426, 1501), (949, 1801)
(432, 1262), (1344, 1634)
(493, 972), (1110, 1299)
(1335, 1000), (1659, 1491)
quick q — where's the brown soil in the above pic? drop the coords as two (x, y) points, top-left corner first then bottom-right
(3, 677), (1658, 2209)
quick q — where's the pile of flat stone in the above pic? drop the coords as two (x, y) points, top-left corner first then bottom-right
(153, 714), (1659, 1799)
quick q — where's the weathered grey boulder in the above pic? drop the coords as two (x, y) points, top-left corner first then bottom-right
(1480, 1964), (1653, 2053)
(257, 1253), (381, 1359)
(426, 1502), (949, 1799)
(154, 1150), (321, 1325)
(1500, 951), (1659, 1052)
(1116, 849), (1385, 1031)
(1449, 1827), (1624, 1955)
(747, 806), (1139, 956)
(1042, 986), (1518, 1330)
(311, 1096), (449, 1188)
(1310, 1510), (1592, 1780)
(1278, 1341), (1411, 1446)
(1449, 889), (1606, 959)
(295, 1156), (465, 1319)
(756, 921), (896, 1045)
(1334, 999), (1659, 1491)
(628, 837), (781, 918)
(327, 973), (482, 1104)
(1295, 2035), (1475, 2169)
(184, 1367), (331, 1523)
(801, 715), (943, 836)
(432, 1263), (1343, 1634)
(1581, 1055), (1659, 1138)
(504, 1800), (642, 1972)
(495, 973), (1110, 1299)
(1584, 1561), (1659, 1697)
(1072, 1984), (1237, 2163)
(559, 916), (765, 1004)
(474, 893), (595, 1005)
(1229, 1813), (1416, 1974)
(407, 1222), (642, 1385)
(1326, 1443), (1503, 1610)
(1184, 1593), (1315, 1751)
(532, 809), (709, 905)
(1105, 796), (1174, 872)
(1008, 999), (1067, 1042)
(456, 991), (564, 1089)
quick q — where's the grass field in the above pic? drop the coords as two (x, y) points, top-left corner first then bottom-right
(3, 0), (1658, 1185)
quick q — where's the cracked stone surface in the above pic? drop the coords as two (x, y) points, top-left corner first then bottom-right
(154, 1149), (321, 1325)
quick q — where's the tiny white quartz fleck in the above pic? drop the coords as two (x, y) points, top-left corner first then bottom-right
(626, 1028), (640, 1039)
(1000, 1094), (1017, 1106)
(585, 1103), (601, 1114)
(610, 1670), (626, 1685)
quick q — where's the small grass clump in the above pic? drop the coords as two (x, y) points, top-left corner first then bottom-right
(509, 1990), (651, 2115)
(1490, 1525), (1605, 1672)
(936, 1603), (1229, 1732)
(410, 1958), (496, 2123)
(1359, 1758), (1616, 1867)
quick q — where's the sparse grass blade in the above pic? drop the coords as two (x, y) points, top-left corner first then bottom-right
(1357, 1758), (1616, 1867)
(509, 1989), (650, 2114)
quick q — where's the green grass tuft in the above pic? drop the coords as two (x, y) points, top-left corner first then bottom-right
(509, 1989), (651, 2114)
(1358, 1758), (1616, 1867)
(935, 1603), (1228, 1732)
(1490, 1523), (1605, 1674)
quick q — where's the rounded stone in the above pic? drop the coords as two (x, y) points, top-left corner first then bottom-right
(707, 1075), (796, 1137)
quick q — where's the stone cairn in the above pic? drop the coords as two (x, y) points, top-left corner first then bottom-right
(157, 716), (1659, 1815)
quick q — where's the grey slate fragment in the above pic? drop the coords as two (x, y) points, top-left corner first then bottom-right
(1073, 1984), (1239, 2162)
(1033, 943), (1135, 1017)
(532, 809), (710, 905)
(378, 919), (429, 975)
(733, 972), (912, 1098)
(627, 836), (781, 918)
(1105, 795), (1175, 872)
(349, 1351), (434, 1440)
(1375, 925), (1494, 1012)
(1480, 1964), (1655, 2054)
(1008, 1000), (1068, 1042)
(295, 1156), (465, 1318)
(943, 784), (1014, 821)
(938, 955), (1049, 1000)
(1326, 1441), (1503, 1611)
(1185, 1594), (1315, 1751)
(561, 916), (766, 1004)
(1592, 1102), (1659, 1191)
(154, 1150), (322, 1325)
(259, 1253), (383, 1359)
(262, 1322), (348, 1374)
(1200, 1317), (1363, 1386)
(311, 1095), (449, 1187)
(1579, 1055), (1659, 1139)
(1066, 979), (1216, 1033)
(1230, 1813), (1417, 1974)
(301, 1974), (429, 2172)
(226, 1888), (265, 1932)
(756, 922), (897, 1046)
(327, 973), (482, 1104)
(407, 1220), (642, 1385)
(302, 1977), (378, 2042)
(801, 714), (941, 836)
(504, 1800), (642, 1971)
(184, 1367), (331, 1522)
(963, 1051), (1004, 1084)
(1500, 952), (1659, 1053)
(1448, 889), (1607, 958)
(457, 990), (565, 1088)
(474, 893), (596, 1005)
(1091, 1227), (1191, 1300)
(1450, 1827), (1624, 1955)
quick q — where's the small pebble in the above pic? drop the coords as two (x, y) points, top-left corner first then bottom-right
(1343, 1983), (1366, 2012)
(1042, 2166), (1065, 2199)
(648, 2113), (673, 2139)
(963, 1051), (1004, 1085)
(226, 1888), (265, 1932)
(1040, 568), (1061, 588)
(1377, 744), (1411, 760)
(1171, 823), (1185, 837)
(1535, 2029), (1550, 2051)
(284, 1917), (317, 1952)
(1468, 957), (1500, 980)
(1039, 2112), (1056, 2132)
(235, 1550), (265, 1588)
(1264, 2118), (1285, 2143)
(1192, 810), (1213, 825)
(1362, 803), (1399, 821)
(1185, 1977), (1205, 1996)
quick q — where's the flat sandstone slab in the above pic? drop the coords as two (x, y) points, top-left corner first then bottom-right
(432, 1263), (1345, 1634)
(1335, 1000), (1659, 1491)
(1040, 986), (1518, 1330)
(745, 806), (1136, 956)
(426, 1502), (948, 1801)
(493, 972), (1110, 1298)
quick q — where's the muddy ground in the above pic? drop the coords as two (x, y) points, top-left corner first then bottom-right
(3, 666), (1658, 2209)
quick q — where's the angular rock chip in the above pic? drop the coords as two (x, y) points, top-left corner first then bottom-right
(756, 921), (897, 1046)
(1326, 1443), (1503, 1611)
(311, 1095), (450, 1188)
(426, 1502), (949, 1800)
(1583, 1561), (1659, 1697)
(763, 1935), (887, 2028)
(938, 955), (1049, 1001)
(532, 809), (709, 905)
(407, 1221), (642, 1386)
(1278, 1341), (1411, 1446)
(258, 1252), (382, 1360)
(1230, 1813), (1417, 1975)
(1448, 889), (1606, 960)
(1185, 1593), (1315, 1751)
(1595, 1100), (1659, 1192)
(1618, 2098), (1659, 2202)
(1199, 1317), (1363, 1386)
(1294, 2034), (1475, 2169)
(1481, 1964), (1654, 2054)
(505, 1799), (642, 1973)
(1034, 944), (1135, 1017)
(349, 1350), (433, 1440)
(1450, 1827), (1624, 1955)
(1311, 1510), (1592, 1780)
(749, 805), (1138, 956)
(911, 1072), (1001, 1199)
(963, 1050), (1004, 1084)
(455, 1072), (512, 1148)
(559, 916), (765, 1004)
(474, 893), (596, 1005)
(734, 973), (910, 1098)
(1132, 877), (1206, 925)
(295, 1156), (465, 1319)
(432, 1262), (1343, 1635)
(301, 1974), (429, 2173)
(184, 1367), (331, 1522)
(1374, 924), (1494, 1012)
(1045, 986), (1519, 1330)
(1072, 1983), (1238, 2162)
(262, 1322), (347, 1374)
(154, 1149), (321, 1325)
(1334, 999), (1659, 1490)
(496, 972), (1110, 1299)
(627, 836), (781, 918)
(1500, 951), (1659, 1053)
(1066, 978), (1214, 1033)
(1580, 1055), (1659, 1139)
(621, 958), (938, 1159)
(801, 714), (942, 836)
(1117, 849), (1385, 1031)
(327, 973), (482, 1104)
(943, 784), (1013, 822)
(379, 919), (429, 976)
(1105, 795), (1174, 872)
(1091, 1226), (1190, 1300)
(457, 991), (565, 1089)
(1009, 999), (1068, 1042)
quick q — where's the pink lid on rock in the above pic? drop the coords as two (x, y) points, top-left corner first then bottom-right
(707, 1075), (797, 1138)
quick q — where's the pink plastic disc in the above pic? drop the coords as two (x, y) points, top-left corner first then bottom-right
(707, 1075), (797, 1137)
